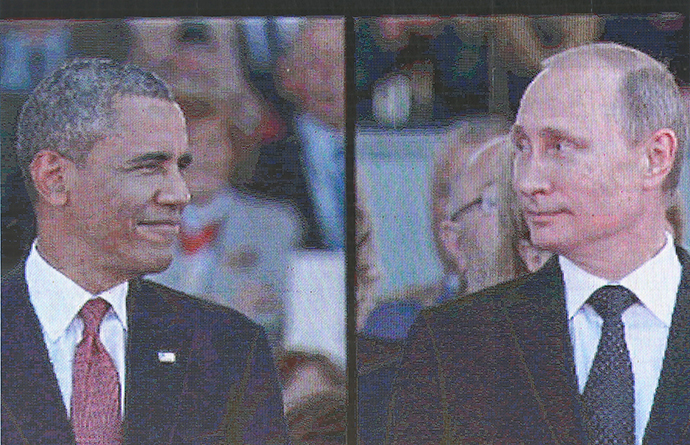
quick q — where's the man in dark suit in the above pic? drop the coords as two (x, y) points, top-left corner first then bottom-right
(2, 58), (288, 444)
(387, 43), (689, 444)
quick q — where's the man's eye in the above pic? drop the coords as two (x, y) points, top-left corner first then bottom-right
(554, 140), (576, 151)
(136, 163), (162, 172)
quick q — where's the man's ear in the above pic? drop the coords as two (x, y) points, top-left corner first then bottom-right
(29, 150), (74, 206)
(440, 220), (468, 273)
(642, 128), (677, 190)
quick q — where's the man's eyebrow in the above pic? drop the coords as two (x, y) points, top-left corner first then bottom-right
(126, 152), (172, 165)
(510, 126), (587, 147)
(539, 127), (587, 146)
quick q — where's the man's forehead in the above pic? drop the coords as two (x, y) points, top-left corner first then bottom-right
(108, 96), (186, 136)
(526, 65), (619, 101)
(515, 66), (622, 132)
(90, 95), (189, 162)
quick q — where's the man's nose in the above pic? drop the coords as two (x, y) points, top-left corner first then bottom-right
(156, 169), (191, 206)
(513, 150), (552, 197)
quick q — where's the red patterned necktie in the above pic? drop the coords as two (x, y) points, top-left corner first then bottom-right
(71, 298), (122, 444)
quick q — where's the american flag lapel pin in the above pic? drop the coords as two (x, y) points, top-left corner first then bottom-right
(157, 351), (176, 364)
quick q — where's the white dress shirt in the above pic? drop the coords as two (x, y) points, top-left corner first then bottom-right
(561, 232), (681, 445)
(25, 242), (128, 416)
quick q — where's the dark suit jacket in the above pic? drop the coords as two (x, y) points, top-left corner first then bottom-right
(357, 335), (406, 445)
(245, 134), (325, 250)
(387, 248), (690, 445)
(2, 265), (289, 444)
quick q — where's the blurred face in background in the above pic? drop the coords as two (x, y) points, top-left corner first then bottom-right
(183, 113), (233, 203)
(441, 141), (514, 294)
(447, 183), (502, 294)
(280, 19), (345, 131)
(129, 18), (271, 177)
(431, 146), (466, 276)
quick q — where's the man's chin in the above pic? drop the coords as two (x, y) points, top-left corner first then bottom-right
(127, 248), (175, 276)
(528, 227), (567, 255)
(147, 254), (174, 274)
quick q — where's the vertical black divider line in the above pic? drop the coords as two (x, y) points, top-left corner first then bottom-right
(345, 13), (358, 445)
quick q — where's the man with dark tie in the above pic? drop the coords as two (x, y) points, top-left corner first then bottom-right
(387, 43), (689, 444)
(2, 58), (288, 444)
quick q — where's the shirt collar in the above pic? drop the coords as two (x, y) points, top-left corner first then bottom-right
(561, 232), (680, 326)
(26, 241), (128, 342)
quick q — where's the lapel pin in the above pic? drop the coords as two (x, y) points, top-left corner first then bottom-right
(158, 351), (176, 364)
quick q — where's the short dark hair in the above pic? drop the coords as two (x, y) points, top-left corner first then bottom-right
(16, 58), (175, 200)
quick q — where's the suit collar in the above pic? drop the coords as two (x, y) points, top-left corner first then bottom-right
(2, 265), (75, 444)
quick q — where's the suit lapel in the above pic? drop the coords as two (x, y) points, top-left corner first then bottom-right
(642, 246), (690, 444)
(501, 258), (586, 445)
(124, 279), (190, 444)
(1, 267), (75, 444)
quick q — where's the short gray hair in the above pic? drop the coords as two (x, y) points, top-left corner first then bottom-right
(542, 42), (688, 193)
(16, 58), (175, 200)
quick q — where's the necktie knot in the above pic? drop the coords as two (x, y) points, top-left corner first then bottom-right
(587, 285), (637, 321)
(79, 298), (110, 337)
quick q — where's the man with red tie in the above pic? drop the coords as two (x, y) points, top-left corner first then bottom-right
(388, 42), (689, 444)
(2, 58), (288, 444)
